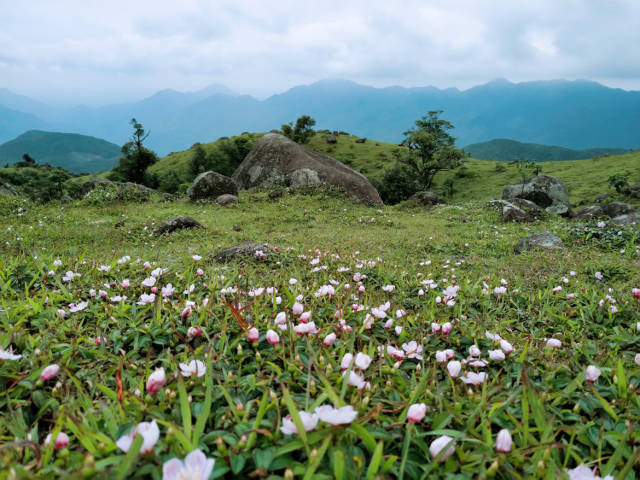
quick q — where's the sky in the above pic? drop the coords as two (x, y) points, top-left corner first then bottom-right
(1, 0), (639, 105)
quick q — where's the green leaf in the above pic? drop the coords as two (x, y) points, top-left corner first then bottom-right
(177, 375), (192, 445)
(281, 386), (310, 454)
(333, 449), (345, 480)
(349, 423), (377, 454)
(115, 433), (143, 480)
(616, 359), (627, 400)
(366, 441), (384, 480)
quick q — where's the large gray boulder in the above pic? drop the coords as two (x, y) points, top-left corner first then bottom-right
(232, 133), (382, 205)
(0, 179), (19, 196)
(187, 171), (238, 201)
(502, 175), (570, 215)
(573, 205), (604, 220)
(515, 231), (564, 254)
(214, 242), (274, 263)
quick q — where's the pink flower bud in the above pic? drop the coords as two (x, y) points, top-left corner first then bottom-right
(546, 338), (562, 348)
(323, 333), (337, 346)
(247, 328), (259, 342)
(441, 322), (452, 335)
(446, 360), (461, 378)
(266, 329), (280, 346)
(431, 322), (441, 333)
(45, 431), (70, 450)
(187, 326), (202, 339)
(146, 367), (166, 395)
(407, 403), (427, 423)
(41, 364), (60, 381)
(292, 302), (304, 316)
(181, 306), (192, 320)
(499, 339), (513, 354)
(585, 365), (600, 383)
(300, 311), (311, 323)
(496, 429), (512, 453)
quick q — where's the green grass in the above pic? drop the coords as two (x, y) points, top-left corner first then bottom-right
(0, 190), (639, 478)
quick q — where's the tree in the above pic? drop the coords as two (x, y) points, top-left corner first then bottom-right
(189, 145), (208, 177)
(112, 118), (158, 185)
(398, 111), (465, 191)
(281, 115), (316, 144)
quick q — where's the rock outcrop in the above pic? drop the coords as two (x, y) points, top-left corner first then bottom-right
(0, 180), (19, 196)
(187, 171), (238, 201)
(214, 242), (274, 263)
(410, 191), (446, 206)
(232, 133), (382, 205)
(153, 217), (204, 236)
(502, 175), (570, 215)
(515, 231), (564, 254)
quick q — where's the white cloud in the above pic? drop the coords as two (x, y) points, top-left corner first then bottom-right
(0, 0), (638, 104)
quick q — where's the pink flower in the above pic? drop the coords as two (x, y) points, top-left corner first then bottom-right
(323, 333), (337, 346)
(266, 329), (280, 346)
(444, 349), (455, 359)
(566, 465), (613, 480)
(247, 328), (259, 342)
(292, 302), (304, 316)
(196, 268), (204, 276)
(441, 322), (452, 335)
(163, 449), (215, 480)
(280, 411), (319, 435)
(496, 429), (512, 453)
(275, 312), (287, 324)
(187, 326), (203, 339)
(499, 339), (513, 354)
(344, 370), (368, 389)
(293, 321), (317, 335)
(546, 338), (562, 348)
(488, 350), (505, 362)
(469, 345), (481, 357)
(300, 311), (312, 323)
(45, 431), (69, 450)
(146, 368), (166, 395)
(435, 350), (447, 364)
(41, 364), (60, 381)
(585, 365), (601, 382)
(429, 435), (455, 462)
(354, 352), (372, 370)
(635, 353), (640, 367)
(446, 360), (461, 378)
(181, 306), (192, 320)
(315, 405), (358, 425)
(116, 420), (159, 454)
(460, 371), (486, 385)
(179, 360), (206, 377)
(633, 288), (640, 299)
(407, 403), (427, 423)
(341, 353), (354, 370)
(141, 276), (156, 287)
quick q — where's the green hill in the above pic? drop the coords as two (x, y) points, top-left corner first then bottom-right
(0, 130), (121, 173)
(465, 138), (629, 162)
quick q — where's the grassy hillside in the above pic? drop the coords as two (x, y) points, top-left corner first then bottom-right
(149, 130), (639, 206)
(0, 130), (120, 173)
(465, 138), (630, 162)
(0, 164), (80, 202)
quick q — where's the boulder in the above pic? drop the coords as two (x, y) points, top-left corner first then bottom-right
(610, 212), (640, 226)
(355, 138), (366, 143)
(80, 179), (167, 202)
(515, 231), (564, 254)
(326, 134), (337, 144)
(411, 191), (446, 206)
(232, 133), (382, 205)
(626, 182), (640, 198)
(511, 198), (545, 214)
(187, 171), (238, 201)
(601, 201), (633, 218)
(573, 205), (604, 220)
(0, 179), (19, 196)
(80, 178), (113, 196)
(594, 193), (612, 203)
(487, 199), (511, 212)
(214, 242), (274, 263)
(502, 204), (533, 223)
(153, 216), (204, 236)
(502, 175), (570, 215)
(215, 194), (238, 206)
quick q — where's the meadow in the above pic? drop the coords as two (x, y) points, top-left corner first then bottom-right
(0, 185), (639, 479)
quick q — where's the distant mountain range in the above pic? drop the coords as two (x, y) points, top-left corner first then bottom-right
(464, 138), (631, 162)
(0, 130), (120, 173)
(0, 79), (638, 157)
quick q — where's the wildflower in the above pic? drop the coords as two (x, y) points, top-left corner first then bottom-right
(494, 286), (507, 295)
(53, 259), (62, 267)
(387, 345), (405, 360)
(141, 277), (156, 287)
(499, 339), (514, 354)
(0, 347), (22, 361)
(469, 345), (481, 357)
(382, 284), (395, 292)
(395, 325), (403, 336)
(45, 431), (70, 450)
(116, 420), (160, 454)
(191, 255), (201, 261)
(546, 338), (562, 348)
(488, 350), (506, 362)
(97, 265), (110, 272)
(496, 429), (512, 453)
(447, 360), (461, 378)
(289, 278), (297, 285)
(292, 302), (304, 315)
(341, 353), (354, 370)
(179, 360), (206, 378)
(62, 271), (80, 282)
(121, 279), (130, 289)
(315, 405), (358, 425)
(407, 403), (427, 423)
(635, 353), (640, 367)
(585, 365), (601, 383)
(597, 221), (606, 228)
(146, 368), (166, 395)
(68, 301), (88, 313)
(444, 349), (455, 359)
(485, 331), (502, 341)
(323, 333), (337, 346)
(595, 272), (603, 280)
(274, 312), (287, 325)
(344, 370), (369, 389)
(429, 435), (455, 462)
(280, 411), (319, 435)
(293, 322), (317, 335)
(435, 350), (447, 364)
(181, 306), (192, 319)
(354, 352), (372, 370)
(41, 364), (60, 381)
(431, 322), (441, 333)
(460, 371), (487, 385)
(441, 322), (452, 335)
(300, 311), (312, 323)
(247, 328), (259, 342)
(137, 293), (156, 305)
(187, 326), (202, 339)
(266, 329), (280, 346)
(566, 465), (613, 480)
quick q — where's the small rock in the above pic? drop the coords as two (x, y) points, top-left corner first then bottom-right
(153, 216), (204, 236)
(214, 242), (274, 263)
(601, 201), (633, 218)
(411, 191), (446, 206)
(355, 138), (366, 143)
(502, 204), (534, 223)
(594, 193), (612, 203)
(515, 231), (564, 254)
(232, 224), (242, 232)
(573, 205), (604, 220)
(326, 134), (337, 144)
(610, 212), (640, 226)
(215, 194), (238, 206)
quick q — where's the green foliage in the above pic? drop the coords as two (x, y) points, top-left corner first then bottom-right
(111, 119), (158, 185)
(189, 145), (208, 177)
(511, 158), (542, 184)
(0, 165), (77, 203)
(281, 115), (316, 144)
(373, 162), (422, 204)
(608, 174), (629, 193)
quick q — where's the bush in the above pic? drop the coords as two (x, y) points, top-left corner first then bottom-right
(373, 163), (422, 204)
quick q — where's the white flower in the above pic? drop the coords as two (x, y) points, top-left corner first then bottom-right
(488, 350), (505, 362)
(343, 370), (368, 389)
(137, 293), (156, 305)
(460, 371), (487, 385)
(315, 405), (358, 425)
(546, 338), (562, 348)
(354, 352), (372, 370)
(280, 411), (319, 435)
(163, 449), (215, 480)
(116, 420), (160, 454)
(0, 347), (22, 360)
(429, 435), (455, 462)
(179, 360), (206, 377)
(191, 255), (202, 261)
(141, 277), (156, 287)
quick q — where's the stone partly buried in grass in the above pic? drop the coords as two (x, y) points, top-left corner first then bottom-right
(514, 231), (564, 254)
(214, 241), (275, 263)
(152, 216), (204, 236)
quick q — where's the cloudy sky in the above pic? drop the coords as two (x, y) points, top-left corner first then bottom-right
(1, 0), (639, 105)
